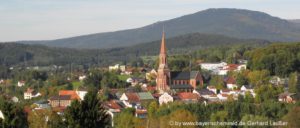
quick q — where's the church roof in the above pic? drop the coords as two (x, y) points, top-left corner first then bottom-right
(170, 84), (193, 89)
(171, 71), (199, 80)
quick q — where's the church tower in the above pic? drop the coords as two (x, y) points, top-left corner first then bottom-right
(156, 31), (170, 93)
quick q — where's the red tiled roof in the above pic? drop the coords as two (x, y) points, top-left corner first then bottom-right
(224, 64), (239, 70)
(106, 100), (122, 109)
(226, 77), (236, 84)
(221, 89), (230, 92)
(136, 109), (147, 114)
(125, 93), (140, 102)
(177, 92), (199, 100)
(59, 90), (80, 100)
(25, 88), (34, 93)
(221, 94), (229, 97)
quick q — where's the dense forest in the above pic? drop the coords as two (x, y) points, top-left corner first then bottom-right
(246, 43), (300, 77)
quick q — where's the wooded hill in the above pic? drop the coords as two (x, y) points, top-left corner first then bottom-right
(0, 33), (269, 66)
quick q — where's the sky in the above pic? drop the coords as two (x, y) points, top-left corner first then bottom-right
(0, 0), (299, 42)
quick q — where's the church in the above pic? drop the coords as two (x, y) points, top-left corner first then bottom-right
(156, 31), (203, 93)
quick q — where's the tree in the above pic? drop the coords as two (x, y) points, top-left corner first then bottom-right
(209, 75), (225, 90)
(288, 72), (298, 93)
(0, 97), (28, 128)
(64, 90), (111, 128)
(247, 70), (270, 87)
(241, 114), (269, 128)
(283, 107), (300, 128)
(114, 108), (144, 128)
(160, 109), (197, 128)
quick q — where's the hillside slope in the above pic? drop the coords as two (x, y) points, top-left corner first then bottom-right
(0, 33), (269, 66)
(19, 8), (300, 49)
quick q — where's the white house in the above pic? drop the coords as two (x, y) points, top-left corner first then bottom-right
(200, 62), (227, 71)
(226, 77), (238, 90)
(78, 75), (86, 81)
(193, 89), (216, 100)
(237, 64), (247, 71)
(217, 94), (229, 101)
(120, 93), (140, 108)
(24, 88), (41, 100)
(17, 81), (25, 87)
(240, 85), (256, 97)
(0, 110), (4, 120)
(76, 89), (88, 100)
(207, 86), (217, 94)
(0, 79), (4, 84)
(109, 64), (126, 72)
(159, 92), (173, 105)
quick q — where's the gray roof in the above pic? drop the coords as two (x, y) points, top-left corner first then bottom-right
(49, 95), (71, 100)
(196, 89), (215, 95)
(137, 92), (154, 100)
(171, 71), (199, 80)
(170, 84), (193, 89)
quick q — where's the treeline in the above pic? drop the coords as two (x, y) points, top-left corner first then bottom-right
(246, 43), (300, 77)
(115, 100), (300, 128)
(0, 33), (268, 67)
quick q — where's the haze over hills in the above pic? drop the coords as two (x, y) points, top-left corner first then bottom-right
(0, 33), (269, 66)
(17, 8), (300, 49)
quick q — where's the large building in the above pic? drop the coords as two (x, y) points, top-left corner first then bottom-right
(156, 31), (203, 93)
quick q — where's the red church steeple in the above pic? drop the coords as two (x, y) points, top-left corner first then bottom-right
(156, 30), (170, 93)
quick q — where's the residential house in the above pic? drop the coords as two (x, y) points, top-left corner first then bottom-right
(24, 88), (41, 100)
(11, 96), (19, 103)
(18, 81), (25, 87)
(177, 92), (201, 103)
(240, 85), (255, 96)
(120, 92), (154, 108)
(158, 92), (173, 105)
(59, 90), (81, 101)
(226, 77), (238, 89)
(278, 92), (296, 103)
(146, 69), (157, 81)
(0, 79), (4, 84)
(78, 75), (86, 81)
(120, 93), (140, 108)
(220, 89), (231, 95)
(217, 94), (229, 101)
(193, 89), (215, 99)
(33, 100), (51, 109)
(0, 110), (4, 120)
(109, 64), (126, 72)
(207, 86), (217, 94)
(104, 100), (123, 127)
(76, 88), (88, 100)
(49, 95), (72, 108)
(135, 109), (147, 119)
(200, 62), (227, 71)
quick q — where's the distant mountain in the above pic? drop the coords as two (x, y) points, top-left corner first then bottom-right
(15, 9), (300, 49)
(17, 8), (300, 49)
(1, 33), (269, 66)
(289, 19), (300, 23)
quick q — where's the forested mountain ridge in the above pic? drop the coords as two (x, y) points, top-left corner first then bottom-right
(17, 8), (300, 49)
(0, 33), (268, 66)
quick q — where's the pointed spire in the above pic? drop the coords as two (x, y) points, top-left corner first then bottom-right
(160, 29), (166, 54)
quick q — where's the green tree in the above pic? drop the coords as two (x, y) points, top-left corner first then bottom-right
(64, 90), (111, 128)
(283, 107), (300, 128)
(241, 114), (269, 128)
(288, 72), (298, 93)
(247, 70), (270, 87)
(0, 97), (28, 128)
